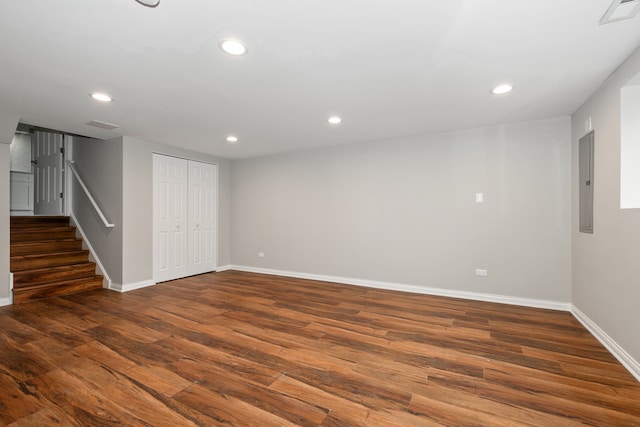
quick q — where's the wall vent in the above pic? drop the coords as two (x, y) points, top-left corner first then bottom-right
(86, 120), (119, 130)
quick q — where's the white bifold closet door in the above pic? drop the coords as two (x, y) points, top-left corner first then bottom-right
(153, 154), (217, 283)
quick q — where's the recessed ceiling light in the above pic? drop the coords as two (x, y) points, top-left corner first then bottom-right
(226, 135), (239, 143)
(135, 0), (160, 7)
(90, 93), (113, 102)
(491, 84), (514, 95)
(219, 39), (248, 56)
(600, 0), (640, 24)
(328, 116), (342, 125)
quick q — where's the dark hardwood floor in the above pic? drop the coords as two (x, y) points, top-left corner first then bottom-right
(0, 270), (639, 426)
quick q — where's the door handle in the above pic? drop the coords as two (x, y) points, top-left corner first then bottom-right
(31, 160), (38, 165)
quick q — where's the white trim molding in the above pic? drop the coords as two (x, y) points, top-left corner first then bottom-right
(229, 265), (572, 312)
(5, 272), (14, 306)
(572, 306), (640, 383)
(216, 265), (233, 273)
(69, 213), (112, 289)
(110, 280), (156, 293)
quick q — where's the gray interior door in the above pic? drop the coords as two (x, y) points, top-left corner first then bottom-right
(33, 131), (64, 216)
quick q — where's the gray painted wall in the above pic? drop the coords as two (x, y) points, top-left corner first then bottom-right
(231, 117), (572, 302)
(572, 46), (640, 362)
(0, 144), (11, 302)
(72, 136), (124, 284)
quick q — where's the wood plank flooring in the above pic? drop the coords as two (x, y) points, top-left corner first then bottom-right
(0, 270), (639, 426)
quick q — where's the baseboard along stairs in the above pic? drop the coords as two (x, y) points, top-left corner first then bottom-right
(10, 216), (103, 304)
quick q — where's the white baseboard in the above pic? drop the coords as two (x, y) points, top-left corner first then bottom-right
(572, 306), (640, 383)
(228, 265), (572, 311)
(216, 265), (233, 272)
(110, 280), (156, 293)
(69, 213), (112, 289)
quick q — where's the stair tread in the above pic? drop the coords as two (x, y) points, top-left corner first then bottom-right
(12, 261), (96, 274)
(11, 249), (89, 260)
(13, 276), (103, 304)
(11, 261), (91, 273)
(11, 237), (82, 246)
(10, 240), (83, 255)
(13, 263), (97, 287)
(14, 275), (103, 290)
(11, 226), (75, 232)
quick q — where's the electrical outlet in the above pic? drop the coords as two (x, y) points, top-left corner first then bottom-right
(475, 269), (488, 277)
(258, 252), (265, 258)
(475, 193), (484, 204)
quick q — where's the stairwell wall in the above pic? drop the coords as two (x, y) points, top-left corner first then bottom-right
(71, 136), (124, 285)
(0, 144), (11, 303)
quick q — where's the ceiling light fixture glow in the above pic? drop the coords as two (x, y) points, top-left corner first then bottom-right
(90, 93), (113, 102)
(219, 39), (248, 56)
(491, 84), (514, 95)
(600, 0), (640, 24)
(328, 116), (342, 125)
(226, 135), (239, 143)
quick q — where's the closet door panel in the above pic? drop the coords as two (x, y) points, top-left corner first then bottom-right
(188, 160), (217, 276)
(153, 154), (188, 282)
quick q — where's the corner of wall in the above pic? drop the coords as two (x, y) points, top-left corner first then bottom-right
(572, 305), (640, 382)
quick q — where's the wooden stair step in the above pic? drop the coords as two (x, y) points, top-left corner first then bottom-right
(10, 238), (83, 256)
(10, 227), (77, 242)
(12, 276), (103, 305)
(10, 216), (70, 228)
(12, 262), (97, 287)
(10, 250), (90, 271)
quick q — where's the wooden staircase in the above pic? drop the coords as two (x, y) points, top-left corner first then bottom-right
(10, 216), (103, 304)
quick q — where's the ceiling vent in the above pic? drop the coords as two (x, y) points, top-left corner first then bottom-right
(600, 0), (640, 24)
(86, 120), (119, 130)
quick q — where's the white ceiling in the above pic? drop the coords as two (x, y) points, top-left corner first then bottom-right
(1, 0), (639, 159)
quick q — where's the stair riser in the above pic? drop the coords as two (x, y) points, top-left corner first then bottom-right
(10, 217), (71, 228)
(11, 230), (77, 242)
(13, 278), (103, 305)
(11, 253), (89, 271)
(11, 240), (83, 256)
(13, 264), (97, 287)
